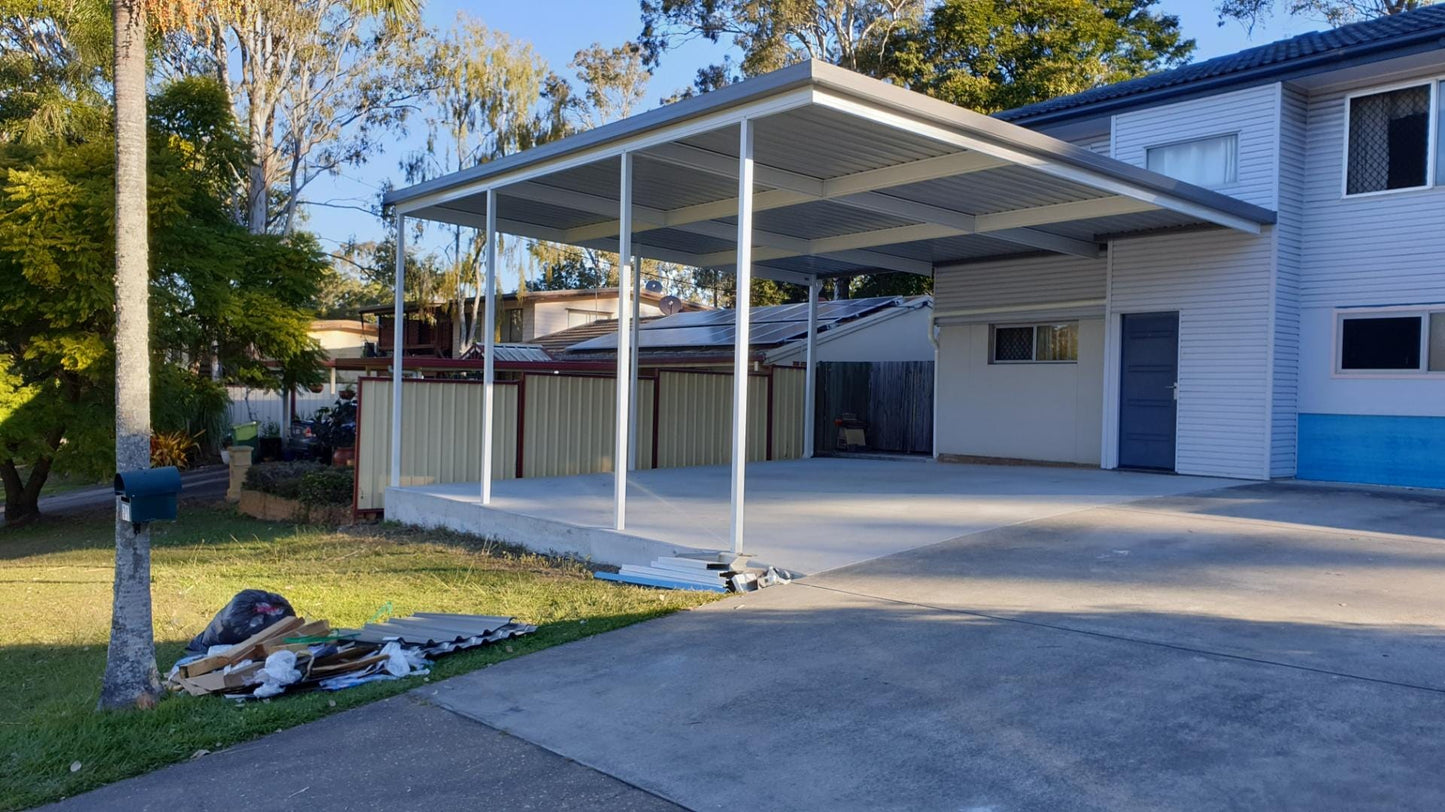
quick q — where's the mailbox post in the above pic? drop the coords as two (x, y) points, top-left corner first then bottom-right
(114, 466), (183, 525)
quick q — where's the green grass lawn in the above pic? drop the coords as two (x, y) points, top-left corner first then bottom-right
(0, 506), (721, 810)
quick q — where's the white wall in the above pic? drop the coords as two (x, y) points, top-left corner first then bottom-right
(933, 255), (1108, 465)
(769, 305), (935, 365)
(224, 387), (337, 430)
(936, 318), (1104, 464)
(1112, 83), (1283, 209)
(1294, 70), (1445, 421)
(527, 297), (663, 340)
(1107, 228), (1276, 480)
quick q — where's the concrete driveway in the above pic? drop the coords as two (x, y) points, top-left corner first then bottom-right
(425, 480), (1445, 810)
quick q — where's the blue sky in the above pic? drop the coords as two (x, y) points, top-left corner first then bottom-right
(302, 0), (1319, 272)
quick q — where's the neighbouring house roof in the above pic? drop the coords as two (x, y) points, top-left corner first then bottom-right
(529, 316), (664, 354)
(764, 296), (932, 365)
(998, 5), (1445, 127)
(310, 318), (375, 332)
(457, 343), (554, 363)
(355, 287), (707, 316)
(563, 296), (913, 356)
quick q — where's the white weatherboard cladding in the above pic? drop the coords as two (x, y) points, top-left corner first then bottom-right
(1298, 77), (1445, 308)
(1112, 83), (1282, 209)
(1298, 308), (1445, 417)
(1271, 85), (1306, 477)
(934, 255), (1106, 318)
(936, 319), (1104, 464)
(1109, 228), (1275, 480)
(933, 255), (1107, 464)
(1293, 71), (1445, 421)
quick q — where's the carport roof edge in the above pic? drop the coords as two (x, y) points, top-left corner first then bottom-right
(382, 60), (1276, 232)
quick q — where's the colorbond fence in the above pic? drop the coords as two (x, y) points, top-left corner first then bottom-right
(355, 367), (806, 512)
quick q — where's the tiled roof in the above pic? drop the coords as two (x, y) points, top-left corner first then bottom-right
(998, 5), (1445, 124)
(529, 317), (662, 355)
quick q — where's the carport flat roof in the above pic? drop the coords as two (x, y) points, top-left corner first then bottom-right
(384, 60), (1276, 283)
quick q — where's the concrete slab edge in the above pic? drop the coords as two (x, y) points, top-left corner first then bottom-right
(384, 487), (711, 567)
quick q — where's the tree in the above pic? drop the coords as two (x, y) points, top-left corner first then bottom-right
(400, 15), (569, 349)
(1216, 0), (1436, 28)
(876, 0), (1193, 114)
(640, 0), (926, 79)
(0, 0), (111, 143)
(100, 0), (157, 711)
(0, 81), (326, 523)
(161, 0), (428, 234)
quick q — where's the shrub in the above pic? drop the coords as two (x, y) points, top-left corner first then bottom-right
(244, 461), (324, 499)
(298, 466), (354, 507)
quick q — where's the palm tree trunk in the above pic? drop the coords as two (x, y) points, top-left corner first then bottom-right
(100, 0), (161, 711)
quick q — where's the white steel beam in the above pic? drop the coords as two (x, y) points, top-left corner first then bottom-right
(480, 188), (498, 505)
(389, 211), (405, 488)
(812, 89), (1264, 235)
(614, 153), (634, 531)
(729, 121), (754, 557)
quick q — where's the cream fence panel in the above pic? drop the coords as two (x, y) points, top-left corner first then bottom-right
(357, 370), (800, 512)
(769, 366), (806, 460)
(655, 371), (768, 468)
(520, 375), (654, 477)
(355, 379), (517, 511)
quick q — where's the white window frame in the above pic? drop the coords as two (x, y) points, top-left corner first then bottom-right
(1332, 304), (1445, 378)
(988, 321), (1079, 365)
(1341, 78), (1441, 199)
(1144, 132), (1240, 188)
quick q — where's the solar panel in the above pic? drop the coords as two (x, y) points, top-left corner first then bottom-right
(563, 297), (903, 352)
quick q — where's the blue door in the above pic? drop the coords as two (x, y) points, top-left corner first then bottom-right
(1118, 312), (1178, 471)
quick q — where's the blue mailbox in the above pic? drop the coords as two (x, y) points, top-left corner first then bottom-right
(114, 466), (183, 524)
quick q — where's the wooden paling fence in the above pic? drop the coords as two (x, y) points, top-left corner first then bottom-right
(813, 361), (934, 455)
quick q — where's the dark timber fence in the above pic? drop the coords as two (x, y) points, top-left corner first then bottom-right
(814, 361), (934, 455)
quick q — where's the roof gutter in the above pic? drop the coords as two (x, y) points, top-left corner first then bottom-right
(1002, 31), (1445, 129)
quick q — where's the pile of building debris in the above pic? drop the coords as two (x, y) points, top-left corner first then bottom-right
(596, 554), (792, 593)
(168, 611), (534, 699)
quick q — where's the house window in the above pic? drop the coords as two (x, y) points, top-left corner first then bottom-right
(1337, 309), (1445, 373)
(502, 309), (524, 342)
(566, 308), (607, 328)
(1346, 84), (1433, 195)
(990, 322), (1078, 364)
(1146, 134), (1238, 187)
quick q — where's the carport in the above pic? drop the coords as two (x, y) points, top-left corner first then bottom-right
(380, 60), (1275, 558)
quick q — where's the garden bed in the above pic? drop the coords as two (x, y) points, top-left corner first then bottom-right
(238, 461), (355, 524)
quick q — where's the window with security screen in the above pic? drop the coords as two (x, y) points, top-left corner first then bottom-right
(1347, 85), (1431, 195)
(990, 323), (1078, 364)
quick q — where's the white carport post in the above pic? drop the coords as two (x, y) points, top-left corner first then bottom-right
(627, 259), (641, 470)
(480, 188), (498, 505)
(729, 119), (755, 556)
(803, 275), (820, 459)
(614, 153), (634, 530)
(389, 210), (405, 488)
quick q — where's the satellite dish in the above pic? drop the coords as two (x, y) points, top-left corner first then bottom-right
(659, 295), (683, 316)
(644, 279), (664, 294)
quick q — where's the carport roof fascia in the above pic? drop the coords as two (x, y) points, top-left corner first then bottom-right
(383, 60), (1277, 232)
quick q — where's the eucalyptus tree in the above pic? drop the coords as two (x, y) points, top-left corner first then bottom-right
(164, 0), (428, 234)
(1217, 0), (1436, 27)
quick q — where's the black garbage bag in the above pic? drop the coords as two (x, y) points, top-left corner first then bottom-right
(186, 589), (296, 655)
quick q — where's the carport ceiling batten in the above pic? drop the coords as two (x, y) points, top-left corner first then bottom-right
(385, 60), (1275, 278)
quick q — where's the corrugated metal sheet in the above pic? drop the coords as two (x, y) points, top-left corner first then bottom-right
(770, 367), (806, 460)
(520, 374), (656, 477)
(655, 371), (769, 468)
(355, 379), (518, 511)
